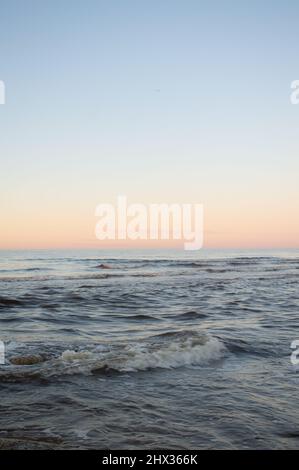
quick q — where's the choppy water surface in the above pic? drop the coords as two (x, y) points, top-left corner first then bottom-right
(0, 249), (298, 449)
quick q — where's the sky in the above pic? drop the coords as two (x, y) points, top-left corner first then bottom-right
(0, 0), (298, 249)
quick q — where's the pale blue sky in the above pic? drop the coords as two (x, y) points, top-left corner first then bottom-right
(0, 1), (298, 248)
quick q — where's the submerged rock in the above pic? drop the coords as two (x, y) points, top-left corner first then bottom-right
(10, 354), (45, 366)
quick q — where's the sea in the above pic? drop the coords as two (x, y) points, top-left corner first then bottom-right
(0, 249), (298, 449)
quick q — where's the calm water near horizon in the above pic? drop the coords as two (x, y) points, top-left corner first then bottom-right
(0, 249), (298, 449)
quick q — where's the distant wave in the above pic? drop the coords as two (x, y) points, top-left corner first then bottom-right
(174, 310), (208, 321)
(0, 272), (159, 283)
(0, 296), (23, 308)
(0, 267), (45, 273)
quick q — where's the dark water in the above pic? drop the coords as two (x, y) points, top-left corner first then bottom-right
(0, 249), (298, 449)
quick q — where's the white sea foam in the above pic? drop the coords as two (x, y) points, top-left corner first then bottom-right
(58, 334), (227, 374)
(111, 336), (226, 372)
(60, 350), (93, 361)
(1, 333), (227, 381)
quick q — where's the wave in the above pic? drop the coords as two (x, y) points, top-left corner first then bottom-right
(0, 296), (23, 308)
(173, 310), (208, 321)
(3, 256), (294, 284)
(0, 332), (227, 382)
(0, 267), (45, 273)
(0, 272), (159, 283)
(122, 313), (161, 321)
(94, 263), (112, 269)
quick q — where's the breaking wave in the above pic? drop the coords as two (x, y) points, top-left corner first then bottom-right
(0, 332), (227, 382)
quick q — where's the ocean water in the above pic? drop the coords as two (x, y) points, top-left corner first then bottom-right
(0, 249), (298, 449)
